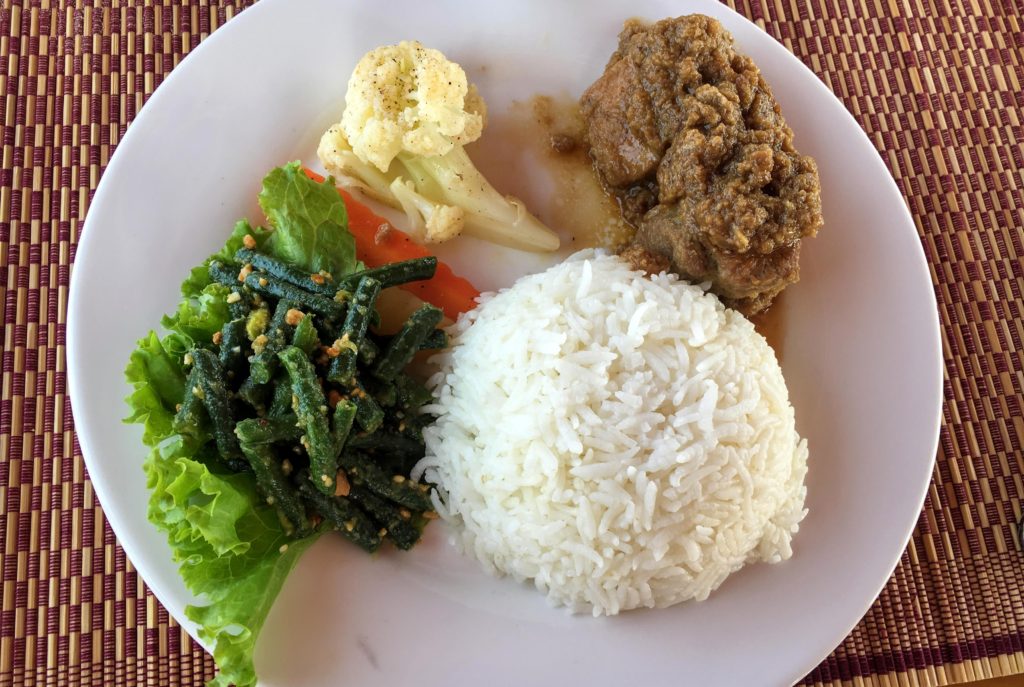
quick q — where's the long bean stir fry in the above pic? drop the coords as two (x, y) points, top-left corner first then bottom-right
(175, 238), (445, 551)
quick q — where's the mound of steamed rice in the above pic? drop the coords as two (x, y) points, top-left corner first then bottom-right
(413, 250), (808, 616)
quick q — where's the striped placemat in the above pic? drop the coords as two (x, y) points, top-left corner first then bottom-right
(1, 1), (1020, 685)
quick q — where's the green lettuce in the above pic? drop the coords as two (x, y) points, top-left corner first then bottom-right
(124, 331), (189, 446)
(123, 163), (357, 687)
(181, 220), (272, 299)
(259, 161), (359, 277)
(145, 438), (318, 687)
(162, 282), (233, 343)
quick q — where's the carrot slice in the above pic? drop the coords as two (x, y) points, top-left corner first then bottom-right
(304, 168), (480, 320)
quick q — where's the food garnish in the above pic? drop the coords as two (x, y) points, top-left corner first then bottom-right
(124, 162), (460, 687)
(317, 40), (560, 252)
(305, 168), (480, 320)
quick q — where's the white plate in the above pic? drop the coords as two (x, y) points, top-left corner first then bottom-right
(67, 0), (942, 685)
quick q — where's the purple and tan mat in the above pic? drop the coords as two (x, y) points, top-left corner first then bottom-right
(0, 1), (1020, 685)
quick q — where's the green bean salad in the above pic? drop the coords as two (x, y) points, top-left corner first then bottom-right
(124, 163), (451, 687)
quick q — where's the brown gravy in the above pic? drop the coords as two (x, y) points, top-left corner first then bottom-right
(749, 294), (785, 362)
(525, 95), (786, 361)
(482, 95), (634, 251)
(483, 94), (785, 362)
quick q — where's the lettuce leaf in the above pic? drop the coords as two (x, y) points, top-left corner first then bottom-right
(181, 220), (272, 299)
(145, 438), (318, 687)
(162, 282), (232, 343)
(124, 331), (190, 446)
(122, 164), (362, 687)
(259, 161), (359, 277)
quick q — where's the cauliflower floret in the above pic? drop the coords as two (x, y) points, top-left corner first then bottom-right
(318, 124), (466, 244)
(318, 124), (392, 200)
(341, 41), (486, 172)
(319, 41), (558, 253)
(390, 179), (466, 242)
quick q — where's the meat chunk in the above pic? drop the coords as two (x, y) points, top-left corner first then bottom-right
(581, 57), (663, 187)
(620, 245), (670, 275)
(580, 15), (822, 314)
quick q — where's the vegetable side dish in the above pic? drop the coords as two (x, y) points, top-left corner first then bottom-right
(124, 163), (478, 687)
(318, 40), (560, 252)
(581, 15), (823, 314)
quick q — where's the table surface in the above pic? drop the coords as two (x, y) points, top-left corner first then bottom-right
(969, 678), (1024, 687)
(0, 1), (1021, 686)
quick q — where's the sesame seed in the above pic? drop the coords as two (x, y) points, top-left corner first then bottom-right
(279, 544), (289, 553)
(226, 291), (242, 304)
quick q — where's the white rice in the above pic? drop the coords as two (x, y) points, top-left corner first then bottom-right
(413, 250), (808, 616)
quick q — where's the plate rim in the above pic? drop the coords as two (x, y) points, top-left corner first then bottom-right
(66, 0), (944, 684)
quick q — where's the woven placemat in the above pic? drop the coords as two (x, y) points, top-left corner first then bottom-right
(1, 1), (1021, 685)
